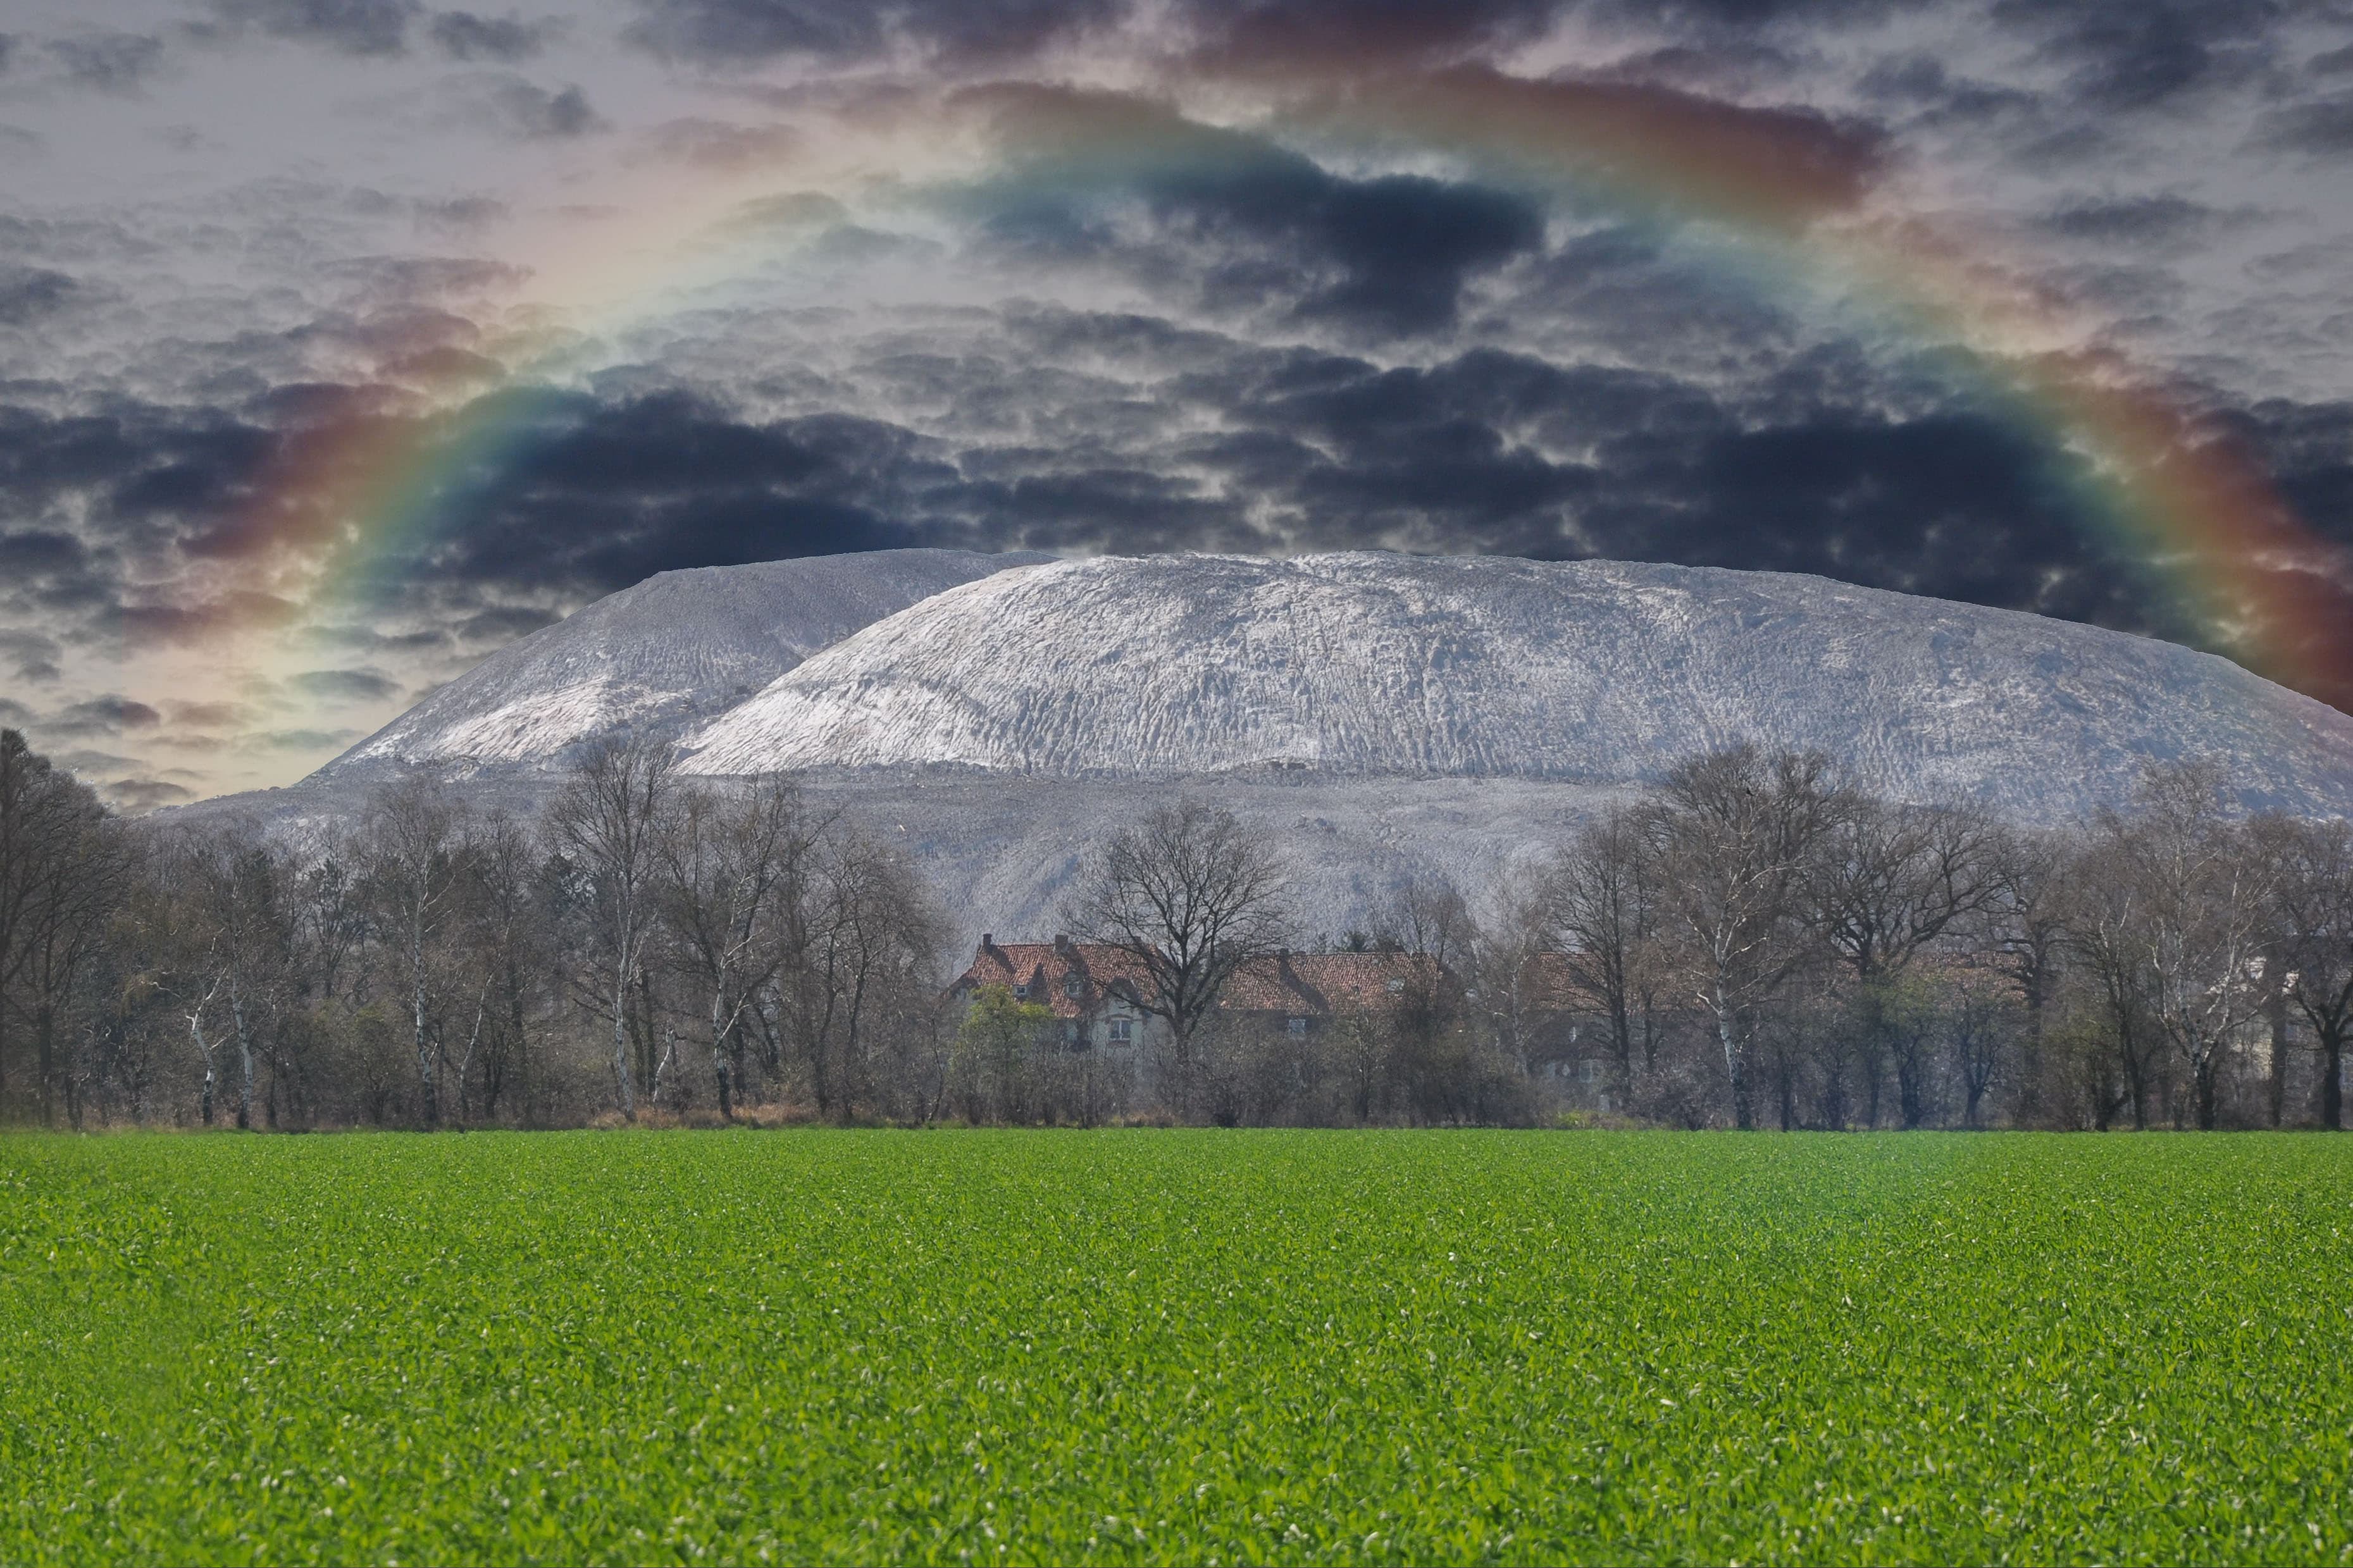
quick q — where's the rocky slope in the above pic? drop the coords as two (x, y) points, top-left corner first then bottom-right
(325, 548), (1052, 775)
(678, 553), (2353, 822)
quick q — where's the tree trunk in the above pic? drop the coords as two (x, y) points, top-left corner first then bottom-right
(611, 973), (635, 1120)
(2323, 1026), (2344, 1132)
(229, 982), (254, 1131)
(35, 1001), (54, 1128)
(1715, 998), (1753, 1130)
(2195, 1056), (2218, 1132)
(2268, 980), (2290, 1128)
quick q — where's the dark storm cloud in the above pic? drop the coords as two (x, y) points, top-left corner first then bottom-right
(623, 0), (1126, 68)
(1178, 0), (1563, 67)
(1987, 0), (2283, 113)
(2237, 397), (2353, 547)
(428, 10), (556, 61)
(397, 389), (939, 593)
(213, 0), (423, 57)
(0, 265), (76, 326)
(47, 33), (169, 93)
(2250, 91), (2353, 154)
(970, 89), (1544, 336)
(1155, 338), (2197, 636)
(2037, 194), (2232, 248)
(331, 324), (2221, 658)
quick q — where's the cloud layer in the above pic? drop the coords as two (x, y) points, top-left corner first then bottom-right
(1, 0), (2350, 806)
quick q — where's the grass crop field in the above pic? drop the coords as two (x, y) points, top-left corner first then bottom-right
(4, 1132), (2350, 1566)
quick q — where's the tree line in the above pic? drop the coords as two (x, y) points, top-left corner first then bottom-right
(0, 725), (2345, 1130)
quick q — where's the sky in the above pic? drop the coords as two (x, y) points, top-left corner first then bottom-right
(3, 0), (2353, 808)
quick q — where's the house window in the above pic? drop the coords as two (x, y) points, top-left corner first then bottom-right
(1064, 1021), (1081, 1046)
(1386, 978), (1405, 994)
(1578, 1058), (1601, 1084)
(1065, 977), (1083, 997)
(1109, 1018), (1133, 1044)
(1286, 1016), (1308, 1037)
(1012, 984), (1027, 999)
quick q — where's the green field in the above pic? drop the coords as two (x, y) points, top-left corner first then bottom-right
(4, 1132), (2349, 1565)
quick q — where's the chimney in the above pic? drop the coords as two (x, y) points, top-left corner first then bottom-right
(1055, 932), (1072, 954)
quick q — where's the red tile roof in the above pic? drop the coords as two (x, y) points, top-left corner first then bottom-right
(949, 937), (1156, 1019)
(1218, 951), (1451, 1016)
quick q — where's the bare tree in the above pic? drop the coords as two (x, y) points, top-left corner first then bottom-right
(786, 832), (941, 1120)
(657, 776), (820, 1119)
(1, 747), (126, 1125)
(466, 813), (547, 1125)
(356, 773), (479, 1127)
(0, 729), (121, 1121)
(2084, 764), (2274, 1130)
(161, 821), (291, 1129)
(1976, 826), (2070, 1120)
(2059, 830), (2162, 1130)
(1644, 746), (1845, 1130)
(1065, 800), (1293, 1113)
(2257, 813), (2353, 1130)
(545, 734), (677, 1120)
(1809, 798), (1999, 1127)
(1541, 805), (1660, 1075)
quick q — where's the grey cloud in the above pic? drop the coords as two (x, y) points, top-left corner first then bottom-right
(1987, 0), (2283, 113)
(969, 90), (1546, 337)
(47, 33), (168, 92)
(288, 669), (401, 701)
(0, 265), (77, 326)
(454, 603), (559, 639)
(624, 0), (1126, 68)
(256, 727), (363, 748)
(167, 700), (249, 727)
(640, 118), (801, 170)
(50, 695), (163, 735)
(2037, 194), (2232, 247)
(0, 699), (32, 725)
(458, 76), (607, 138)
(58, 748), (140, 773)
(2251, 90), (2353, 154)
(410, 195), (509, 233)
(428, 10), (554, 61)
(213, 0), (423, 56)
(0, 629), (61, 681)
(104, 778), (193, 811)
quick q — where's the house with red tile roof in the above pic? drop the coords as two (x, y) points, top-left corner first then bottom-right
(946, 934), (1160, 1051)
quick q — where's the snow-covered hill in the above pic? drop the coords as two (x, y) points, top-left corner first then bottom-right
(678, 553), (2353, 820)
(231, 547), (2353, 940)
(325, 548), (1051, 775)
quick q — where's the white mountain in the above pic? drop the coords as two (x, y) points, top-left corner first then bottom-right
(678, 552), (2353, 821)
(327, 548), (1051, 774)
(266, 548), (2353, 939)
